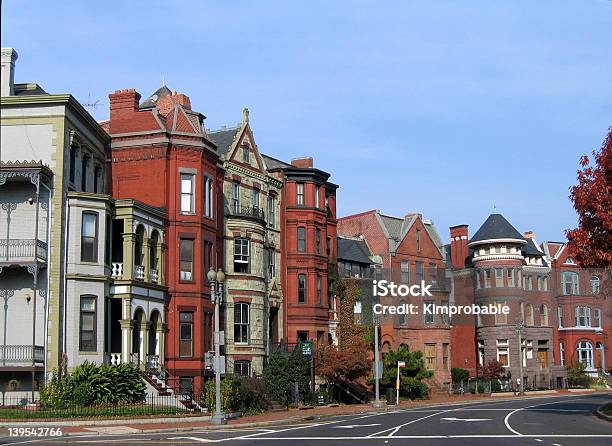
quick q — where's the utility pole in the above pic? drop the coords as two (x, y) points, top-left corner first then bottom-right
(373, 314), (382, 407)
(207, 268), (226, 425)
(516, 317), (525, 396)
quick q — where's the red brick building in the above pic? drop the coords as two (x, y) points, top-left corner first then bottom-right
(338, 210), (452, 384)
(104, 86), (223, 394)
(264, 156), (338, 346)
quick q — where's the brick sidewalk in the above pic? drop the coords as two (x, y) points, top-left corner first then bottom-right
(1, 389), (604, 437)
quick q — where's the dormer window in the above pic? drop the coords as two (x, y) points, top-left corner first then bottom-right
(565, 257), (576, 265)
(242, 145), (250, 163)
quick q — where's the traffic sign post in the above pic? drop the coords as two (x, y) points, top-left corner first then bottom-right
(396, 360), (406, 405)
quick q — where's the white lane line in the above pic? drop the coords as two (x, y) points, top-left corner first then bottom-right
(332, 424), (382, 429)
(169, 437), (217, 443)
(440, 417), (492, 422)
(230, 434), (612, 440)
(366, 410), (452, 437)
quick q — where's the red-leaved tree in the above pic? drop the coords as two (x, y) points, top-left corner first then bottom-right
(566, 129), (612, 268)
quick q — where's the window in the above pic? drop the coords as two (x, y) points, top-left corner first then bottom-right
(297, 227), (306, 252)
(232, 181), (240, 213)
(234, 303), (250, 344)
(179, 377), (193, 395)
(315, 185), (320, 208)
(398, 300), (407, 325)
(297, 331), (309, 342)
(441, 300), (450, 325)
(252, 188), (260, 210)
(316, 228), (322, 254)
(476, 271), (481, 289)
(591, 276), (600, 294)
(296, 183), (305, 205)
(179, 239), (194, 281)
(577, 341), (594, 369)
(424, 300), (434, 324)
(204, 177), (213, 218)
(594, 308), (601, 328)
(416, 229), (421, 251)
(242, 145), (250, 163)
(559, 341), (565, 366)
(268, 249), (276, 279)
(69, 146), (77, 183)
(495, 268), (503, 287)
(525, 304), (534, 326)
(298, 274), (307, 303)
(317, 275), (323, 305)
(539, 305), (548, 326)
(179, 312), (193, 357)
(478, 340), (485, 366)
(507, 269), (515, 287)
(79, 296), (96, 351)
(562, 272), (579, 295)
(235, 360), (251, 376)
(81, 155), (89, 191)
(443, 343), (450, 370)
(203, 241), (213, 275)
(416, 261), (423, 283)
(268, 195), (276, 227)
(81, 212), (98, 262)
(234, 238), (250, 273)
(575, 306), (591, 328)
(484, 269), (491, 288)
(326, 236), (331, 256)
(94, 165), (101, 193)
(401, 260), (409, 284)
(180, 173), (195, 213)
(424, 344), (436, 370)
(557, 306), (564, 328)
(495, 301), (508, 325)
(537, 276), (542, 291)
(429, 263), (438, 287)
(497, 339), (509, 367)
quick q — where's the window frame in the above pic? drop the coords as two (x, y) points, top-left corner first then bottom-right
(81, 211), (99, 263)
(298, 273), (307, 303)
(234, 302), (250, 345)
(179, 311), (194, 358)
(233, 238), (250, 273)
(79, 295), (97, 352)
(297, 227), (306, 252)
(179, 238), (195, 281)
(180, 173), (195, 214)
(296, 182), (305, 206)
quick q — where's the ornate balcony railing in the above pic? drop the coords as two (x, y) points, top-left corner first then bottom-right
(134, 265), (145, 281)
(111, 262), (123, 279)
(227, 205), (266, 223)
(0, 345), (44, 365)
(0, 239), (47, 263)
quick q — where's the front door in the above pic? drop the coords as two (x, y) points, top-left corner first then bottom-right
(538, 349), (549, 369)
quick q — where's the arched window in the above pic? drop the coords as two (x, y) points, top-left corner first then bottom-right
(539, 305), (548, 326)
(591, 276), (600, 294)
(525, 304), (534, 326)
(577, 341), (594, 369)
(234, 303), (250, 344)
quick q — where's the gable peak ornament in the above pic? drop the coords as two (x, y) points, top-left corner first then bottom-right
(243, 107), (249, 124)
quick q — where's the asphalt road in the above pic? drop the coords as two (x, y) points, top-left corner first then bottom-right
(1, 393), (611, 445)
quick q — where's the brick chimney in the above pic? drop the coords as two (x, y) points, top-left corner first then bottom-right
(1, 48), (18, 97)
(291, 157), (313, 168)
(109, 89), (141, 120)
(156, 90), (191, 115)
(450, 224), (469, 269)
(523, 231), (535, 239)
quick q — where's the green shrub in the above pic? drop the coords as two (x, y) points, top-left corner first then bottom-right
(288, 349), (312, 404)
(263, 352), (290, 406)
(231, 376), (270, 415)
(451, 368), (469, 384)
(379, 346), (432, 400)
(568, 363), (594, 388)
(203, 378), (237, 413)
(491, 379), (502, 392)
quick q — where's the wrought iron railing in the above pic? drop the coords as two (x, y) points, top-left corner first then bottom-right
(0, 239), (47, 262)
(0, 345), (44, 364)
(227, 205), (266, 222)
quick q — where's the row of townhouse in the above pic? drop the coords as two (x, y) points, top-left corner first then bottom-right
(336, 210), (610, 388)
(1, 48), (608, 400)
(0, 48), (338, 397)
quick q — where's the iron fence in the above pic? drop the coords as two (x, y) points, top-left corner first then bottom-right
(0, 239), (47, 262)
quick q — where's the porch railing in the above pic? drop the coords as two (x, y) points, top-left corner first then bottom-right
(134, 265), (145, 281)
(111, 262), (123, 279)
(149, 269), (158, 284)
(0, 345), (44, 365)
(0, 239), (47, 263)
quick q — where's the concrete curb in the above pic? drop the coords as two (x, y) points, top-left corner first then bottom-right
(595, 406), (612, 423)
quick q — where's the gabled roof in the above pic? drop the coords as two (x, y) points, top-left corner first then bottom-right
(379, 214), (405, 241)
(139, 85), (172, 109)
(338, 236), (373, 264)
(208, 126), (241, 158)
(262, 154), (292, 170)
(469, 212), (526, 246)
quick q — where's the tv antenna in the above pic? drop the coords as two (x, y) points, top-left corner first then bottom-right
(82, 93), (101, 110)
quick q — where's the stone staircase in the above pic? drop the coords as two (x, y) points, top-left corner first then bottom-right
(140, 368), (205, 412)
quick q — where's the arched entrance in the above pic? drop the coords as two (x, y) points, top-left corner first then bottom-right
(132, 307), (145, 365)
(147, 310), (162, 369)
(595, 342), (605, 371)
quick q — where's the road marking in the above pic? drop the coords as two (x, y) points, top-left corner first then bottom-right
(332, 423), (382, 429)
(440, 417), (492, 422)
(229, 434), (612, 440)
(367, 410), (452, 437)
(168, 437), (217, 443)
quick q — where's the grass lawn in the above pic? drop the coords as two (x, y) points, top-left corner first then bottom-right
(0, 404), (190, 419)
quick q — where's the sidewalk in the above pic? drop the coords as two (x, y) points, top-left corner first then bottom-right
(0, 389), (607, 437)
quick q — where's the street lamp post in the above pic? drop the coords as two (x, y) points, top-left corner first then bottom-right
(516, 317), (525, 396)
(372, 314), (382, 408)
(207, 267), (226, 425)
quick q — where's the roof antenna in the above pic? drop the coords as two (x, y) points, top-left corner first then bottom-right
(82, 93), (100, 111)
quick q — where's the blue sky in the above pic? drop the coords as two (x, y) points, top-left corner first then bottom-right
(2, 1), (611, 243)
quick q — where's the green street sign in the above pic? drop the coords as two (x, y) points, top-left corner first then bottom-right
(300, 340), (313, 356)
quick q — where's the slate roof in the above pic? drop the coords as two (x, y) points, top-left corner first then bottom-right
(139, 85), (172, 109)
(262, 154), (292, 170)
(338, 237), (373, 264)
(469, 212), (524, 244)
(523, 238), (544, 257)
(379, 215), (405, 240)
(208, 127), (241, 157)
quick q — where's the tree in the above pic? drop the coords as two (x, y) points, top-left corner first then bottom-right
(263, 352), (290, 406)
(478, 360), (505, 380)
(288, 349), (311, 403)
(316, 278), (371, 385)
(566, 129), (612, 271)
(451, 368), (470, 384)
(379, 345), (432, 400)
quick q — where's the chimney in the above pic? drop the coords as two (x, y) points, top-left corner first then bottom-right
(523, 231), (535, 239)
(156, 90), (191, 115)
(450, 224), (469, 269)
(1, 48), (18, 97)
(109, 89), (141, 121)
(291, 157), (313, 168)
